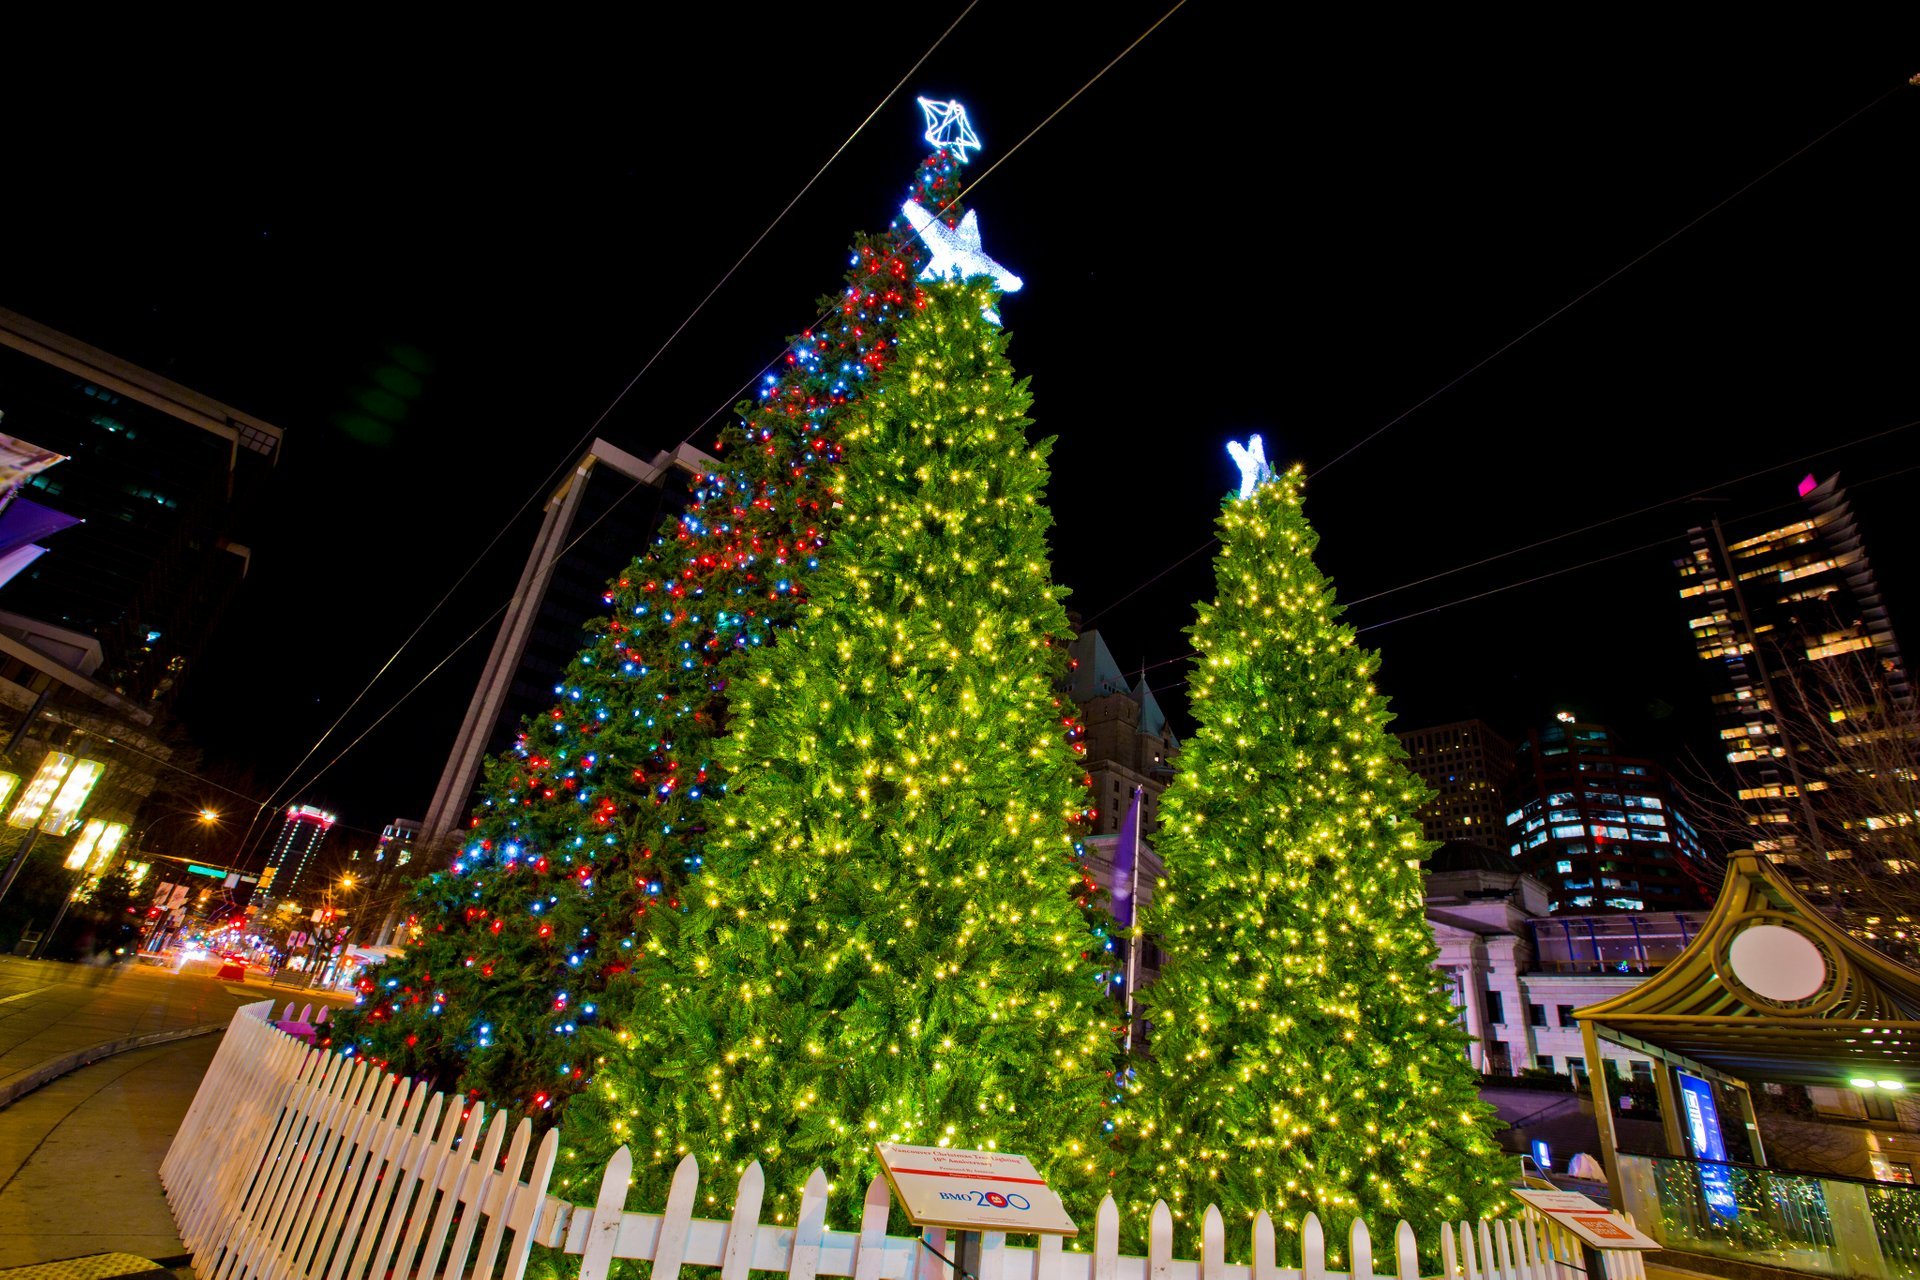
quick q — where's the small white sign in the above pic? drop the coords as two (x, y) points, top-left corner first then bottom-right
(875, 1143), (1077, 1236)
(1512, 1189), (1659, 1250)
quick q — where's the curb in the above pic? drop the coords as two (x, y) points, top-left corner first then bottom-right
(0, 1023), (226, 1110)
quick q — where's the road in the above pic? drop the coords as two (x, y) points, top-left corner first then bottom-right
(0, 954), (350, 1106)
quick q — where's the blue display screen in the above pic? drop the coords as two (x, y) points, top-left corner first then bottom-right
(1678, 1071), (1738, 1220)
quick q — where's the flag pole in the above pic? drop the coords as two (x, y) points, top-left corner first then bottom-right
(1123, 784), (1143, 1053)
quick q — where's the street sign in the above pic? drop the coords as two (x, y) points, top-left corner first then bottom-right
(1511, 1189), (1659, 1250)
(874, 1143), (1077, 1236)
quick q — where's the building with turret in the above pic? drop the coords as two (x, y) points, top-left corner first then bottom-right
(1066, 628), (1178, 836)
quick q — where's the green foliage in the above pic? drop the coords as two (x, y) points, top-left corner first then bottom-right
(1115, 465), (1509, 1252)
(329, 147), (975, 1117)
(566, 280), (1119, 1223)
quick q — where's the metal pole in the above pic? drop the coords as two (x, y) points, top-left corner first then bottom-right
(3, 685), (50, 755)
(30, 871), (83, 959)
(0, 828), (43, 908)
(1122, 787), (1143, 1053)
(951, 1231), (981, 1280)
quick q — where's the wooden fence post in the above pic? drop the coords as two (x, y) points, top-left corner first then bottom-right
(577, 1145), (633, 1280)
(1302, 1213), (1327, 1280)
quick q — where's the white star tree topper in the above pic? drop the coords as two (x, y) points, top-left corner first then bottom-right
(917, 97), (982, 162)
(1227, 434), (1275, 499)
(901, 201), (1023, 322)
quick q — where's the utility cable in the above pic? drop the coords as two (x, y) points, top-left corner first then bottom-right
(255, 473), (661, 851)
(260, 1), (1194, 824)
(1130, 457), (1920, 690)
(674, 0), (1190, 449)
(1344, 415), (1920, 608)
(1093, 413), (1920, 631)
(1086, 74), (1914, 625)
(244, 5), (983, 849)
(1312, 77), (1912, 477)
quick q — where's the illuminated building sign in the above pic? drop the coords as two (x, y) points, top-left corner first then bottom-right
(40, 758), (105, 834)
(63, 819), (128, 872)
(88, 822), (127, 872)
(65, 819), (110, 870)
(8, 752), (73, 829)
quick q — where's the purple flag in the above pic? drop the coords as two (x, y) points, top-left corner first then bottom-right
(1111, 785), (1143, 929)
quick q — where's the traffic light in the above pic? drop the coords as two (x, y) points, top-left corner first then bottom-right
(257, 866), (277, 890)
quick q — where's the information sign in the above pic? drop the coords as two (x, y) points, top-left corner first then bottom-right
(1511, 1189), (1659, 1251)
(874, 1143), (1077, 1236)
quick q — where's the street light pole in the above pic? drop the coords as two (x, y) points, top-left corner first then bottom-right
(127, 808), (223, 956)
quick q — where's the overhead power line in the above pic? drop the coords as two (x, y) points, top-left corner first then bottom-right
(239, 7), (984, 857)
(1312, 77), (1913, 477)
(256, 2), (1193, 835)
(1085, 74), (1913, 627)
(1129, 456), (1920, 694)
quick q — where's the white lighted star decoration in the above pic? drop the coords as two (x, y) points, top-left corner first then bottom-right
(1227, 434), (1275, 499)
(918, 97), (982, 162)
(901, 200), (1023, 321)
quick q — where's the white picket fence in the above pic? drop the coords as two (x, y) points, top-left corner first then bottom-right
(162, 1002), (1647, 1280)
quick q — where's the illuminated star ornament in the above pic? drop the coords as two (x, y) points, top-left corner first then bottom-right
(917, 97), (982, 162)
(901, 200), (1023, 322)
(1227, 434), (1275, 499)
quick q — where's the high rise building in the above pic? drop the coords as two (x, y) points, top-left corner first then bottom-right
(0, 307), (282, 706)
(1065, 628), (1178, 837)
(263, 804), (337, 901)
(1503, 716), (1710, 913)
(1396, 719), (1515, 850)
(1676, 473), (1912, 855)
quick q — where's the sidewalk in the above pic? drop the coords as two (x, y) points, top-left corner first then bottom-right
(0, 956), (347, 1109)
(0, 1033), (216, 1267)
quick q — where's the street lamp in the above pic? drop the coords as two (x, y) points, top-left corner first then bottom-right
(303, 873), (358, 987)
(133, 808), (223, 953)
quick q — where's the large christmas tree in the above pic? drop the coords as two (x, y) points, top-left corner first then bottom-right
(330, 107), (985, 1116)
(565, 274), (1117, 1220)
(1117, 444), (1507, 1249)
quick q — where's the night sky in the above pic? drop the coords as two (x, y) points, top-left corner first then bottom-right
(5, 12), (1917, 843)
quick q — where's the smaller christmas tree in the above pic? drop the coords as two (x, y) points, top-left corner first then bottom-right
(1117, 441), (1508, 1252)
